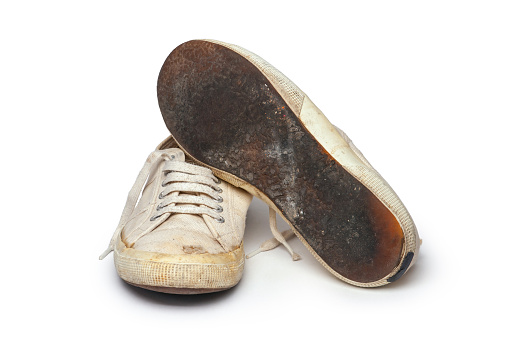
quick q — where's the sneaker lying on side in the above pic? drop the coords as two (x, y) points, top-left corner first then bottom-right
(157, 40), (421, 287)
(100, 136), (252, 294)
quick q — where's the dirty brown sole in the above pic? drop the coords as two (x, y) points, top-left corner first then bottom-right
(126, 282), (230, 295)
(157, 40), (418, 287)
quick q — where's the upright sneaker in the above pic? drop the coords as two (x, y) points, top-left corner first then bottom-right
(157, 40), (420, 287)
(100, 136), (252, 294)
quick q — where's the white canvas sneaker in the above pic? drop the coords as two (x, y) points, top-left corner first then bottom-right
(157, 40), (421, 287)
(100, 136), (252, 294)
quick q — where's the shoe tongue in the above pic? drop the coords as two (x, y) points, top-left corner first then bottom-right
(164, 148), (185, 162)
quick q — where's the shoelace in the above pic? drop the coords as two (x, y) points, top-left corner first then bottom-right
(99, 149), (223, 260)
(246, 207), (301, 261)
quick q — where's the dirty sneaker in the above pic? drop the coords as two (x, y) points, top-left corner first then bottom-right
(157, 40), (420, 287)
(100, 136), (252, 294)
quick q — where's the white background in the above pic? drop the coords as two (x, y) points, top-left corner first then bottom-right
(2, 1), (506, 337)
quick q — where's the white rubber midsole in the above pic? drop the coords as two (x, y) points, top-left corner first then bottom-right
(113, 234), (245, 290)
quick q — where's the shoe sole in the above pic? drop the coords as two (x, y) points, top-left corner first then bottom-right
(113, 235), (244, 294)
(157, 40), (419, 287)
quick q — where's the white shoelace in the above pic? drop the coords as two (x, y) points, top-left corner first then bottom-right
(99, 149), (223, 260)
(246, 207), (301, 261)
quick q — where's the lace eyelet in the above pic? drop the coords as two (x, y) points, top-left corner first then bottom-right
(216, 216), (225, 223)
(158, 192), (165, 199)
(215, 196), (223, 203)
(150, 215), (160, 222)
(215, 205), (223, 213)
(156, 204), (164, 211)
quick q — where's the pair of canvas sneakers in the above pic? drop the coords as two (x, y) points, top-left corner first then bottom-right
(100, 40), (420, 294)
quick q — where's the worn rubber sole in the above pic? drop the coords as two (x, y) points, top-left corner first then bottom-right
(113, 234), (244, 294)
(157, 40), (419, 287)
